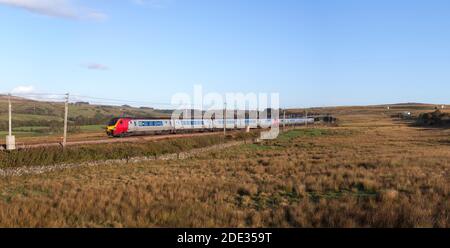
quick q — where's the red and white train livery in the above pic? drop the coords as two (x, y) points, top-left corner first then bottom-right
(106, 118), (313, 137)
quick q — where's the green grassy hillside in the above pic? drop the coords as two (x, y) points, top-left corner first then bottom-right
(0, 95), (171, 133)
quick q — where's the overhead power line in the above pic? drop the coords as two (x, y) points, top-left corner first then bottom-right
(0, 91), (176, 107)
(70, 94), (176, 107)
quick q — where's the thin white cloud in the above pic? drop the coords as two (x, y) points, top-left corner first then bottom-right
(0, 0), (107, 21)
(82, 63), (109, 70)
(131, 0), (172, 8)
(9, 86), (67, 101)
(11, 85), (35, 94)
(85, 11), (108, 21)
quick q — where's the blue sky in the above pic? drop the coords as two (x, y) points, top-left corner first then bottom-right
(0, 0), (449, 108)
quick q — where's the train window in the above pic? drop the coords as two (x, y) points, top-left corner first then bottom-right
(108, 118), (119, 126)
(140, 121), (163, 126)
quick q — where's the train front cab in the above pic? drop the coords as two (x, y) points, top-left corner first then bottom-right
(106, 118), (130, 137)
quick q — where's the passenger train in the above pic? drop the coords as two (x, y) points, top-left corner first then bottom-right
(106, 117), (314, 137)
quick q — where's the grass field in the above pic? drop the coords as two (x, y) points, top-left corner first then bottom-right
(0, 106), (449, 227)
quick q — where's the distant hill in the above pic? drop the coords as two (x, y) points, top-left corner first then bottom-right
(285, 103), (448, 117)
(387, 102), (429, 106)
(0, 95), (172, 130)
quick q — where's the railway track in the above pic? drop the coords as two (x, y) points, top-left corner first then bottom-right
(4, 130), (240, 150)
(1, 125), (305, 150)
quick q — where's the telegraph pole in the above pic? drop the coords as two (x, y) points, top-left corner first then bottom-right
(6, 93), (15, 150)
(8, 94), (12, 138)
(223, 102), (227, 136)
(63, 93), (69, 147)
(283, 109), (286, 131)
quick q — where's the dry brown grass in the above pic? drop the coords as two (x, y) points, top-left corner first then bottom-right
(0, 108), (449, 227)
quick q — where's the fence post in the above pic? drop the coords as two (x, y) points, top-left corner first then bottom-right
(223, 102), (227, 136)
(6, 93), (16, 150)
(63, 93), (69, 147)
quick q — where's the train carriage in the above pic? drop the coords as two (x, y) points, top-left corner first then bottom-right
(258, 118), (276, 128)
(280, 118), (314, 125)
(106, 117), (314, 137)
(203, 119), (214, 130)
(106, 118), (172, 137)
(174, 119), (205, 131)
(128, 119), (172, 134)
(212, 119), (236, 129)
(236, 119), (258, 129)
(211, 119), (223, 129)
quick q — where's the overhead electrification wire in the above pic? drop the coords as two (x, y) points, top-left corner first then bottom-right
(70, 94), (176, 107)
(0, 92), (176, 107)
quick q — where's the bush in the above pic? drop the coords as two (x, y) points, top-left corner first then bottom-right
(416, 110), (450, 126)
